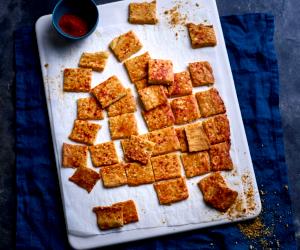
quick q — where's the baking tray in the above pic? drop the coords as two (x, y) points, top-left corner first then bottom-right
(35, 0), (261, 248)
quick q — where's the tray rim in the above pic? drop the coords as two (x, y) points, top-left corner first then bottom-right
(35, 0), (262, 248)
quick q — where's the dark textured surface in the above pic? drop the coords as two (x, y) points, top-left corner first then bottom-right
(0, 0), (299, 249)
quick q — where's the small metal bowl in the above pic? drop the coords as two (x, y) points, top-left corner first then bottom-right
(52, 0), (99, 40)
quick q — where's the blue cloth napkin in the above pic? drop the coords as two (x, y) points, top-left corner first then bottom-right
(15, 14), (296, 249)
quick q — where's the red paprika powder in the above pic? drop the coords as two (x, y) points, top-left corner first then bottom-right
(59, 14), (88, 37)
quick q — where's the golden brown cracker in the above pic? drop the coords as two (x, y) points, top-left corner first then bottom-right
(63, 68), (92, 92)
(154, 177), (189, 205)
(109, 113), (139, 140)
(91, 75), (127, 108)
(89, 141), (119, 167)
(62, 143), (88, 168)
(69, 167), (100, 193)
(181, 151), (210, 178)
(100, 163), (127, 188)
(110, 30), (142, 62)
(68, 120), (101, 145)
(151, 153), (181, 181)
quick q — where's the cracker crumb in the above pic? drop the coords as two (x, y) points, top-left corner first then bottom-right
(238, 217), (272, 239)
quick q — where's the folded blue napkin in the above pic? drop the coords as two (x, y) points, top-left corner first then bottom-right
(15, 14), (297, 249)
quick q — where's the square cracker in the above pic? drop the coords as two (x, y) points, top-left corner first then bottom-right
(170, 95), (201, 125)
(175, 127), (188, 152)
(110, 30), (142, 62)
(125, 52), (151, 82)
(62, 143), (88, 168)
(146, 127), (181, 156)
(185, 123), (210, 152)
(129, 1), (157, 24)
(91, 75), (127, 108)
(79, 51), (109, 72)
(77, 97), (104, 120)
(154, 177), (189, 205)
(181, 151), (210, 178)
(134, 78), (148, 91)
(142, 102), (175, 131)
(113, 200), (139, 224)
(202, 114), (230, 145)
(209, 142), (233, 171)
(195, 88), (226, 118)
(121, 135), (155, 164)
(107, 89), (137, 117)
(138, 85), (168, 111)
(100, 163), (127, 188)
(69, 120), (101, 145)
(198, 172), (238, 212)
(109, 113), (138, 140)
(187, 23), (217, 48)
(188, 61), (214, 86)
(63, 68), (92, 92)
(148, 59), (174, 85)
(151, 153), (181, 181)
(89, 141), (119, 167)
(69, 167), (99, 193)
(168, 71), (193, 97)
(125, 162), (155, 186)
(93, 206), (123, 230)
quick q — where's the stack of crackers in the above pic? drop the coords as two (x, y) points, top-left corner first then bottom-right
(61, 0), (238, 231)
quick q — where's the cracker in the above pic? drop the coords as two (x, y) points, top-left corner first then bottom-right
(138, 85), (168, 111)
(181, 151), (210, 178)
(113, 200), (139, 224)
(68, 120), (101, 145)
(124, 52), (151, 82)
(170, 95), (200, 125)
(146, 127), (181, 156)
(142, 102), (175, 131)
(195, 88), (226, 117)
(107, 89), (137, 117)
(154, 177), (189, 205)
(109, 113), (138, 139)
(91, 75), (127, 108)
(125, 162), (155, 186)
(89, 141), (119, 167)
(151, 153), (181, 181)
(100, 163), (127, 188)
(129, 1), (157, 24)
(202, 114), (230, 144)
(63, 68), (92, 92)
(187, 23), (217, 48)
(188, 61), (214, 86)
(134, 78), (148, 90)
(69, 167), (99, 193)
(77, 97), (104, 120)
(185, 123), (210, 152)
(198, 172), (238, 212)
(109, 30), (142, 62)
(121, 135), (155, 164)
(93, 206), (123, 230)
(209, 142), (233, 171)
(168, 71), (193, 97)
(148, 59), (174, 85)
(78, 51), (109, 72)
(175, 127), (188, 152)
(62, 143), (88, 168)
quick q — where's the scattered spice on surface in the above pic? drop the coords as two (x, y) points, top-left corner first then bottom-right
(164, 5), (187, 28)
(238, 217), (272, 239)
(44, 63), (49, 68)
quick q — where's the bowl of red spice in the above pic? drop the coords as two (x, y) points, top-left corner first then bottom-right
(52, 0), (99, 40)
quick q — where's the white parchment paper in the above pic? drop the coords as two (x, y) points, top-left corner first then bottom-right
(37, 0), (251, 237)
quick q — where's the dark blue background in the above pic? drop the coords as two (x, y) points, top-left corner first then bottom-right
(0, 0), (300, 249)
